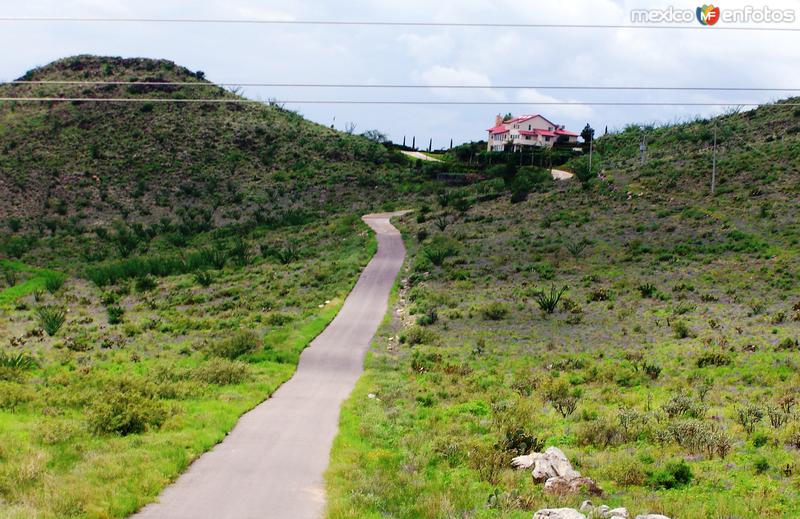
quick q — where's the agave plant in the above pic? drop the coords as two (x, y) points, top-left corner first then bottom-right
(36, 305), (67, 336)
(534, 284), (568, 314)
(0, 351), (37, 370)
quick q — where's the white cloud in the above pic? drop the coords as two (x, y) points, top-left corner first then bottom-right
(1, 0), (799, 147)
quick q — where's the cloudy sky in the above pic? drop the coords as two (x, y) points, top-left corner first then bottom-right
(2, 0), (799, 147)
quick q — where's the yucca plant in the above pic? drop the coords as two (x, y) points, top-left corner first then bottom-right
(107, 304), (125, 325)
(564, 239), (589, 259)
(194, 270), (214, 287)
(534, 284), (568, 314)
(0, 350), (37, 370)
(36, 305), (66, 336)
(44, 273), (66, 294)
(638, 282), (658, 298)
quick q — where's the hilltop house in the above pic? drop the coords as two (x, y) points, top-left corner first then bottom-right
(487, 114), (578, 151)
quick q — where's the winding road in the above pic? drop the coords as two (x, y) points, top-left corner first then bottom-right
(133, 212), (407, 519)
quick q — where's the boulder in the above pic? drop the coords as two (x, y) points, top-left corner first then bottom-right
(635, 516), (671, 519)
(533, 509), (587, 519)
(608, 508), (629, 518)
(512, 446), (582, 482)
(575, 500), (628, 519)
(544, 475), (603, 496)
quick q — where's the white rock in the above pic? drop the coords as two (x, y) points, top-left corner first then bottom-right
(511, 446), (581, 482)
(608, 508), (629, 519)
(579, 501), (594, 513)
(635, 515), (671, 519)
(533, 509), (587, 519)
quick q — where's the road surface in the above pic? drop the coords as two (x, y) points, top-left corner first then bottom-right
(400, 150), (441, 161)
(132, 212), (408, 519)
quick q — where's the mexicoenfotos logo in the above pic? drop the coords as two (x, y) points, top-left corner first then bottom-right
(696, 4), (721, 25)
(631, 4), (796, 25)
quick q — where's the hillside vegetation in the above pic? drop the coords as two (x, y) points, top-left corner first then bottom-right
(0, 55), (410, 231)
(0, 56), (424, 519)
(327, 103), (800, 518)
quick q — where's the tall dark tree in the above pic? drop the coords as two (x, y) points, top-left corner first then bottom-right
(581, 124), (595, 153)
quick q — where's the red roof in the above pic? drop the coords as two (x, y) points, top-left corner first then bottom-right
(518, 130), (539, 137)
(555, 128), (578, 137)
(537, 130), (556, 137)
(487, 125), (509, 134)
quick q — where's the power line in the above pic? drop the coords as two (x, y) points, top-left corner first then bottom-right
(0, 97), (795, 106)
(4, 80), (800, 92)
(0, 17), (798, 32)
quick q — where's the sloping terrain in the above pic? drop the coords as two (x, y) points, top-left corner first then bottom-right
(0, 55), (409, 231)
(327, 103), (800, 518)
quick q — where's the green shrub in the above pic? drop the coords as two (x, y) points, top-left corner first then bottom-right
(401, 326), (438, 346)
(0, 351), (37, 371)
(87, 377), (168, 435)
(0, 381), (36, 410)
(107, 305), (125, 325)
(417, 308), (438, 326)
(543, 378), (581, 417)
(36, 305), (66, 336)
(673, 320), (693, 339)
(194, 270), (214, 287)
(261, 242), (300, 264)
(481, 302), (509, 321)
(638, 282), (658, 298)
(648, 459), (693, 489)
(697, 351), (733, 367)
(192, 358), (251, 385)
(754, 457), (770, 474)
(423, 242), (458, 267)
(206, 330), (261, 359)
(535, 284), (568, 314)
(43, 273), (66, 294)
(134, 275), (157, 292)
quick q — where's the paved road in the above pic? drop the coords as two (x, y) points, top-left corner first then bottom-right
(132, 212), (408, 519)
(400, 150), (441, 162)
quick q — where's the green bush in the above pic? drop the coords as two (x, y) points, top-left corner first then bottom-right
(192, 358), (251, 385)
(697, 351), (733, 367)
(43, 273), (66, 294)
(134, 275), (157, 292)
(107, 305), (125, 325)
(481, 302), (509, 321)
(535, 285), (568, 314)
(194, 270), (214, 287)
(0, 351), (37, 371)
(400, 326), (438, 346)
(0, 381), (36, 410)
(87, 377), (168, 435)
(36, 305), (66, 336)
(648, 459), (693, 489)
(206, 330), (261, 359)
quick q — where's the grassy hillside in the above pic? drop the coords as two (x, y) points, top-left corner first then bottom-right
(0, 56), (426, 519)
(327, 104), (800, 517)
(0, 55), (412, 232)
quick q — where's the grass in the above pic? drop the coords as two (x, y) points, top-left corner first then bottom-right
(326, 131), (800, 519)
(0, 215), (378, 519)
(0, 260), (64, 308)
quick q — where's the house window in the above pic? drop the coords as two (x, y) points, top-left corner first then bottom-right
(528, 125), (531, 130)
(545, 136), (551, 142)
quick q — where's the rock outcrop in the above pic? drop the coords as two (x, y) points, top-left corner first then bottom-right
(511, 447), (601, 496)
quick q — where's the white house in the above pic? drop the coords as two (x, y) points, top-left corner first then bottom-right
(487, 114), (579, 151)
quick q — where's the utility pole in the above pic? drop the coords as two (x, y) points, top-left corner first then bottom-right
(640, 132), (647, 165)
(402, 136), (406, 147)
(428, 138), (432, 152)
(412, 136), (416, 150)
(711, 125), (717, 195)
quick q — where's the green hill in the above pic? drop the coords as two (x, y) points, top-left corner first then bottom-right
(0, 55), (409, 231)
